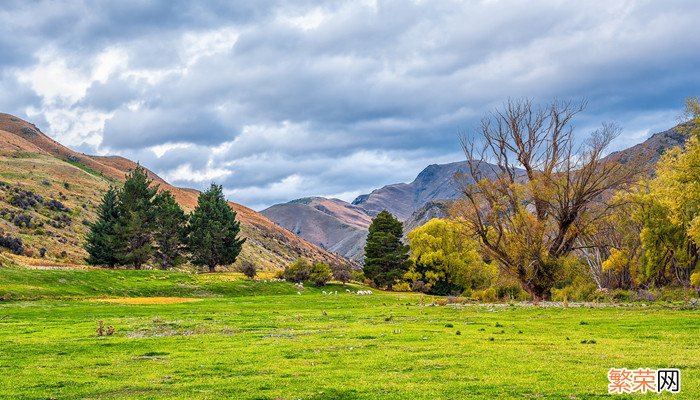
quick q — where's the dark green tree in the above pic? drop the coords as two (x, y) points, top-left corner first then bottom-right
(85, 186), (120, 268)
(115, 164), (158, 269)
(153, 191), (187, 270)
(188, 183), (246, 272)
(363, 210), (410, 289)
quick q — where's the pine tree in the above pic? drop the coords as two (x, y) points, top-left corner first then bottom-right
(85, 186), (120, 268)
(115, 164), (158, 269)
(153, 191), (187, 270)
(363, 210), (410, 289)
(188, 183), (246, 272)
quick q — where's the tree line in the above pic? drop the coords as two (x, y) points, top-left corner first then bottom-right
(84, 165), (245, 272)
(361, 98), (700, 301)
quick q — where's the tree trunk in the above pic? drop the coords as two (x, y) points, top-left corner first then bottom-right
(208, 263), (216, 273)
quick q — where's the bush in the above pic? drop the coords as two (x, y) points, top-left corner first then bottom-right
(612, 289), (632, 302)
(472, 287), (497, 302)
(46, 199), (70, 212)
(331, 264), (353, 284)
(238, 261), (257, 279)
(352, 270), (365, 282)
(310, 262), (332, 286)
(392, 281), (412, 292)
(0, 235), (23, 255)
(691, 272), (700, 288)
(284, 257), (312, 283)
(412, 280), (430, 293)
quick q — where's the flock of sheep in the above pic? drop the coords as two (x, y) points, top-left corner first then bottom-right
(253, 277), (374, 296)
(286, 281), (373, 296)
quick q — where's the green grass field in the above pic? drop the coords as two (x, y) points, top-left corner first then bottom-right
(0, 267), (698, 399)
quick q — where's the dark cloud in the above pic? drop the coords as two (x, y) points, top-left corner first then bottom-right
(1, 0), (699, 209)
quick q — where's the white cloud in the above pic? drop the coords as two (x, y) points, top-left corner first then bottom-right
(2, 0), (699, 209)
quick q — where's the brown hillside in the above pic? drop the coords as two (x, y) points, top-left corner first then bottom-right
(0, 113), (348, 270)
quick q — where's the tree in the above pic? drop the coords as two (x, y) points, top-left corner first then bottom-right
(85, 187), (120, 268)
(331, 263), (353, 284)
(310, 262), (333, 286)
(456, 99), (643, 299)
(114, 165), (158, 269)
(188, 183), (246, 272)
(632, 97), (700, 287)
(363, 210), (410, 289)
(152, 191), (187, 270)
(407, 218), (497, 295)
(284, 256), (312, 282)
(575, 191), (643, 290)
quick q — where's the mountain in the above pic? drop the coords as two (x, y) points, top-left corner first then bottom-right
(351, 161), (471, 221)
(0, 113), (347, 270)
(603, 125), (688, 165)
(263, 161), (476, 261)
(263, 124), (691, 262)
(262, 197), (370, 262)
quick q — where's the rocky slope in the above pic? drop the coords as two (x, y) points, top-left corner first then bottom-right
(0, 113), (348, 270)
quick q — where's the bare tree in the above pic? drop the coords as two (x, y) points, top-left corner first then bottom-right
(454, 98), (643, 300)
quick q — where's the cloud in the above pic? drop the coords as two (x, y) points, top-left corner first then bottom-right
(1, 0), (699, 209)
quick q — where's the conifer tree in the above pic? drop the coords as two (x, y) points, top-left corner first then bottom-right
(188, 183), (246, 272)
(115, 164), (158, 269)
(363, 210), (410, 289)
(85, 186), (120, 268)
(153, 191), (187, 270)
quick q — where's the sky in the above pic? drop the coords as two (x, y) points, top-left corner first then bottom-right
(1, 0), (699, 210)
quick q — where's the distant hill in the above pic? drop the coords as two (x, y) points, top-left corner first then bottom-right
(263, 161), (479, 261)
(0, 113), (347, 270)
(264, 124), (690, 262)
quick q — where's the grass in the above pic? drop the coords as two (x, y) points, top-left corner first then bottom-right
(0, 267), (698, 399)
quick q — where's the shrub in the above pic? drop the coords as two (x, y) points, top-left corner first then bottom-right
(238, 261), (257, 279)
(284, 257), (312, 283)
(472, 287), (497, 302)
(392, 281), (412, 292)
(39, 248), (47, 258)
(411, 280), (430, 293)
(691, 272), (700, 288)
(352, 270), (365, 282)
(46, 199), (70, 212)
(8, 188), (43, 210)
(331, 264), (353, 284)
(0, 235), (23, 255)
(612, 289), (632, 302)
(310, 262), (332, 286)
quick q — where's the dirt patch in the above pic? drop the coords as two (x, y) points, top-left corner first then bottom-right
(98, 297), (202, 305)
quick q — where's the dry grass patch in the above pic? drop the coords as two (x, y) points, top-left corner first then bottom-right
(98, 297), (202, 305)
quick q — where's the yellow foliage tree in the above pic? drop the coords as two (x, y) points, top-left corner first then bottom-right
(407, 218), (496, 295)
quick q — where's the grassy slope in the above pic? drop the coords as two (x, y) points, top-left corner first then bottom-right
(0, 267), (698, 399)
(0, 113), (349, 270)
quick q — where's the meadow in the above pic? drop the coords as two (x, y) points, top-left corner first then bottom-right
(0, 267), (698, 399)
